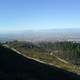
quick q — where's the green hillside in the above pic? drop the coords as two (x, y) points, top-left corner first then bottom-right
(0, 44), (80, 80)
(4, 40), (80, 74)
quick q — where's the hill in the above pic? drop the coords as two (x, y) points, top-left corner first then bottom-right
(5, 40), (80, 74)
(0, 44), (80, 80)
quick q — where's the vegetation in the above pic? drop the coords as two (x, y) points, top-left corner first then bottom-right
(0, 44), (80, 80)
(5, 40), (80, 74)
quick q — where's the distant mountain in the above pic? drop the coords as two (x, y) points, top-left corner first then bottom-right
(0, 28), (80, 42)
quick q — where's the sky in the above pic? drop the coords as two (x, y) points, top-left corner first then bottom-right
(0, 0), (80, 32)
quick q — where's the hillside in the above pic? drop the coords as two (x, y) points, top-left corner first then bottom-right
(5, 40), (80, 74)
(0, 44), (80, 80)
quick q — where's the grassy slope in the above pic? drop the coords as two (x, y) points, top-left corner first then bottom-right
(1, 45), (80, 80)
(5, 41), (80, 74)
(7, 45), (80, 74)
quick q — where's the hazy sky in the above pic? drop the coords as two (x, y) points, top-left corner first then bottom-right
(0, 0), (80, 32)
